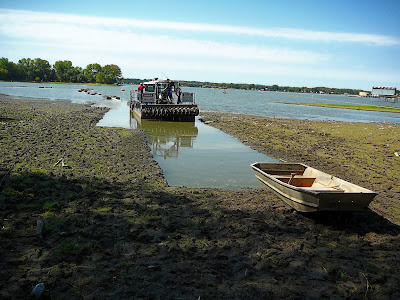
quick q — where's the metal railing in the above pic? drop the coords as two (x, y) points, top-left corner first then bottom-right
(130, 89), (196, 105)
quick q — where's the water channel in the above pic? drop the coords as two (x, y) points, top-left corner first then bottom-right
(1, 81), (399, 188)
(130, 116), (278, 188)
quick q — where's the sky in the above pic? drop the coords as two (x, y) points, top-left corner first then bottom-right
(0, 0), (399, 90)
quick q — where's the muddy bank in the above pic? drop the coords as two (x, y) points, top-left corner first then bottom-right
(200, 112), (400, 225)
(1, 96), (399, 299)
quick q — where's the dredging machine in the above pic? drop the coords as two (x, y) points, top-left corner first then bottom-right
(130, 78), (199, 122)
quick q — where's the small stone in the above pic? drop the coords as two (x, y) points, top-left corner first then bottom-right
(31, 283), (45, 298)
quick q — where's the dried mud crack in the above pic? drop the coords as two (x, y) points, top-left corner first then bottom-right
(0, 96), (399, 299)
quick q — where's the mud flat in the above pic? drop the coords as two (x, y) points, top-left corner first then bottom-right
(1, 95), (399, 299)
(200, 112), (400, 225)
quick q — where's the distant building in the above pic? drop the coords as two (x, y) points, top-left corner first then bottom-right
(371, 86), (397, 97)
(359, 91), (368, 97)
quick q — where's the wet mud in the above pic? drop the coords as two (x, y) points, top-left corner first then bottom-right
(0, 96), (399, 299)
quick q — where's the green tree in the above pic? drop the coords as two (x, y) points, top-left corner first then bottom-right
(75, 67), (87, 83)
(18, 58), (35, 81)
(54, 60), (74, 82)
(1, 57), (124, 84)
(271, 85), (279, 91)
(0, 57), (18, 80)
(31, 58), (52, 82)
(84, 63), (102, 83)
(65, 66), (84, 83)
(96, 64), (122, 84)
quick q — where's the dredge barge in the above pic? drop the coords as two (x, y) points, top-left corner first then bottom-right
(130, 78), (199, 122)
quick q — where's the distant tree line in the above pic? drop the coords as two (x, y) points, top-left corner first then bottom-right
(122, 78), (362, 95)
(123, 78), (152, 85)
(180, 81), (363, 95)
(0, 57), (123, 84)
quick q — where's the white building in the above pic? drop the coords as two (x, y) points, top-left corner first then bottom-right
(371, 86), (397, 97)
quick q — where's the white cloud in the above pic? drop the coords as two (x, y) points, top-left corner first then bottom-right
(0, 8), (398, 89)
(0, 12), (329, 64)
(1, 8), (399, 46)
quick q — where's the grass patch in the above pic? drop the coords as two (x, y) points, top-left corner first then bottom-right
(296, 103), (400, 113)
(43, 201), (61, 210)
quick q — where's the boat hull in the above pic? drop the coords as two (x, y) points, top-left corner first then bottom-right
(251, 162), (377, 212)
(131, 103), (198, 122)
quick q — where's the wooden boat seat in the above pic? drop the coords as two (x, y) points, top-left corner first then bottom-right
(273, 175), (316, 187)
(272, 175), (309, 178)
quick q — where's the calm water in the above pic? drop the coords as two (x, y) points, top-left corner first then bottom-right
(2, 82), (399, 124)
(195, 87), (400, 123)
(1, 81), (399, 187)
(130, 117), (277, 188)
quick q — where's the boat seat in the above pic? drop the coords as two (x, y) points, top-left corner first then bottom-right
(272, 175), (309, 178)
(273, 176), (316, 187)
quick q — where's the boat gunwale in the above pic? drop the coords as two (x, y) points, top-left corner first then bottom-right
(254, 175), (320, 209)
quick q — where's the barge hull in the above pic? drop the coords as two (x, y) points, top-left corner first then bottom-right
(131, 103), (199, 122)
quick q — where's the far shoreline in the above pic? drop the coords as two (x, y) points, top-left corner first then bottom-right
(286, 102), (400, 113)
(0, 80), (121, 87)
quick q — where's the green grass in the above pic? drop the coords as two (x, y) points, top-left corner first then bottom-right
(297, 103), (400, 113)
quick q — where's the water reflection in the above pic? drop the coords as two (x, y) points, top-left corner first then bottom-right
(130, 114), (278, 188)
(130, 114), (198, 159)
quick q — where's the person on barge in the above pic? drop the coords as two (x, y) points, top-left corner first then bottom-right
(138, 83), (145, 93)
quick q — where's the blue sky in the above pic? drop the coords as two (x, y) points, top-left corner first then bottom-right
(0, 0), (399, 90)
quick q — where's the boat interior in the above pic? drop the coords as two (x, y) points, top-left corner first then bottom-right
(255, 163), (346, 193)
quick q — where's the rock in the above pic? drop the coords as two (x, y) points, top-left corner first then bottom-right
(30, 283), (45, 298)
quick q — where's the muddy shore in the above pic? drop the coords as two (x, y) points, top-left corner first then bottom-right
(1, 95), (399, 299)
(199, 112), (400, 225)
